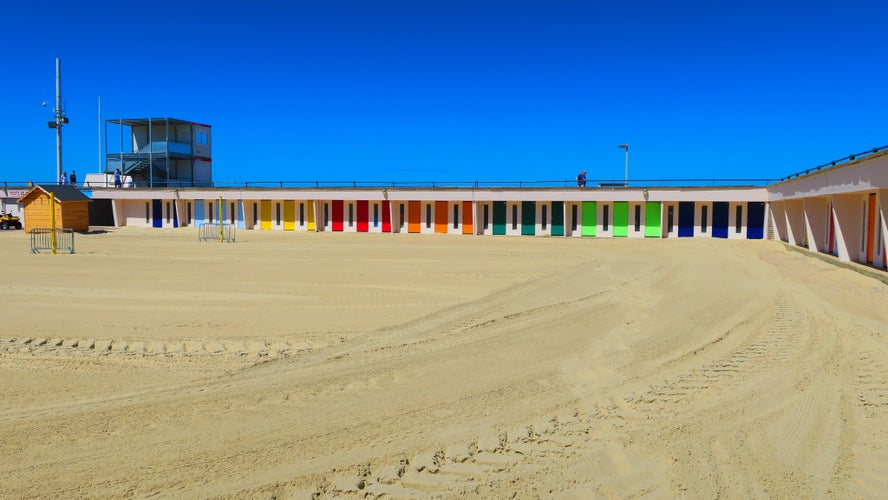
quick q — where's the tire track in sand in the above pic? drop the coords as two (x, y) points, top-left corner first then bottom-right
(624, 293), (808, 417)
(837, 342), (888, 498)
(0, 335), (325, 361)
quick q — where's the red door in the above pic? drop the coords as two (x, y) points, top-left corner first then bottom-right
(381, 200), (391, 233)
(356, 200), (369, 232)
(867, 193), (876, 263)
(332, 200), (344, 232)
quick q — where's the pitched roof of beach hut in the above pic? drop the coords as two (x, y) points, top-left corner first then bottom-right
(18, 185), (90, 204)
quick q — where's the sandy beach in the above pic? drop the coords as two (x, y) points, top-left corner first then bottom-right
(1, 227), (886, 498)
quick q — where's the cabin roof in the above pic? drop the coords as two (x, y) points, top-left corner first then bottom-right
(18, 185), (91, 204)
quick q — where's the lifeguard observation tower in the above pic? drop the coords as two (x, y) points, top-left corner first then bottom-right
(105, 118), (212, 187)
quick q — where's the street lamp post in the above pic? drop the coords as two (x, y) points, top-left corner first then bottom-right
(618, 144), (629, 186)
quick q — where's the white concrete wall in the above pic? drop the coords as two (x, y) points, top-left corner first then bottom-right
(565, 203), (580, 237)
(659, 202), (675, 238)
(769, 152), (888, 201)
(505, 202), (520, 236)
(193, 124), (212, 158)
(597, 202), (612, 238)
(536, 202), (550, 236)
(629, 202), (644, 239)
(783, 200), (806, 246)
(420, 202), (434, 234)
(448, 202), (462, 235)
(477, 202), (492, 235)
(803, 198), (830, 253)
(728, 202), (746, 240)
(696, 202), (713, 238)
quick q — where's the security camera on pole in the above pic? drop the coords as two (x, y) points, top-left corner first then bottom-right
(47, 58), (69, 183)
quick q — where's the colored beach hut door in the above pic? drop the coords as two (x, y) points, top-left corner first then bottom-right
(581, 202), (597, 236)
(493, 201), (506, 235)
(613, 202), (628, 237)
(435, 201), (448, 233)
(644, 202), (661, 237)
(678, 202), (695, 237)
(462, 201), (473, 234)
(747, 202), (765, 239)
(522, 201), (535, 235)
(712, 202), (729, 238)
(867, 193), (877, 263)
(332, 200), (344, 231)
(357, 200), (369, 232)
(551, 201), (564, 236)
(381, 200), (391, 232)
(284, 201), (295, 231)
(260, 201), (272, 230)
(194, 199), (205, 223)
(152, 199), (163, 228)
(407, 201), (421, 233)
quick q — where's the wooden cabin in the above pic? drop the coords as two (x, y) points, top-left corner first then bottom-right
(18, 185), (91, 232)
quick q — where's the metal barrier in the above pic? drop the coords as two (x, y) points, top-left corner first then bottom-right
(30, 228), (75, 254)
(198, 223), (236, 243)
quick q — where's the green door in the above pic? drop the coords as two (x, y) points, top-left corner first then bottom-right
(521, 201), (535, 235)
(613, 202), (629, 237)
(644, 202), (661, 237)
(493, 201), (506, 235)
(551, 201), (564, 236)
(581, 201), (597, 236)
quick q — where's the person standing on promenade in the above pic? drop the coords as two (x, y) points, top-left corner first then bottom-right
(114, 169), (122, 188)
(576, 170), (587, 187)
(69, 170), (76, 187)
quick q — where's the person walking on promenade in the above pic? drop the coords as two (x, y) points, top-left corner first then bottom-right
(576, 170), (587, 187)
(59, 171), (67, 185)
(114, 169), (122, 188)
(69, 170), (76, 187)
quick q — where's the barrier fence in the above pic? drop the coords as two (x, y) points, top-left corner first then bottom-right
(30, 228), (75, 254)
(198, 222), (236, 243)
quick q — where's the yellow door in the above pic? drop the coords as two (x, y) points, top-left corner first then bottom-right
(260, 200), (272, 230)
(307, 200), (316, 231)
(284, 200), (295, 231)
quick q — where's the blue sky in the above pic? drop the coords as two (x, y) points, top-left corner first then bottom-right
(1, 0), (886, 185)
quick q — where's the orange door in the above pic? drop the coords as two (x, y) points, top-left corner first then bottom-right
(462, 201), (473, 234)
(435, 201), (448, 233)
(867, 193), (877, 263)
(407, 201), (421, 233)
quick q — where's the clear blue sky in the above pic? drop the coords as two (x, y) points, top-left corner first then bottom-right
(1, 0), (886, 185)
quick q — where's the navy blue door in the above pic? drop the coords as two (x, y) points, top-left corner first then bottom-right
(712, 202), (729, 238)
(747, 202), (765, 239)
(678, 202), (695, 237)
(152, 199), (163, 228)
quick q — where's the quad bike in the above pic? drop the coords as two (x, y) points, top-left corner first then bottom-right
(0, 212), (22, 230)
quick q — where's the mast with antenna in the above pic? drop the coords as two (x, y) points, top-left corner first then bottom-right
(47, 57), (68, 183)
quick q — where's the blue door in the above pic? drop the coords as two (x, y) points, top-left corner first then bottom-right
(678, 202), (695, 237)
(712, 202), (729, 238)
(152, 199), (163, 228)
(194, 199), (205, 223)
(747, 202), (765, 239)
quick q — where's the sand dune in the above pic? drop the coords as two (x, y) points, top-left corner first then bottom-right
(0, 228), (886, 498)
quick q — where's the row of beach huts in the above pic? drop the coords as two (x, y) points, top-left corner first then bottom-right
(4, 148), (887, 270)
